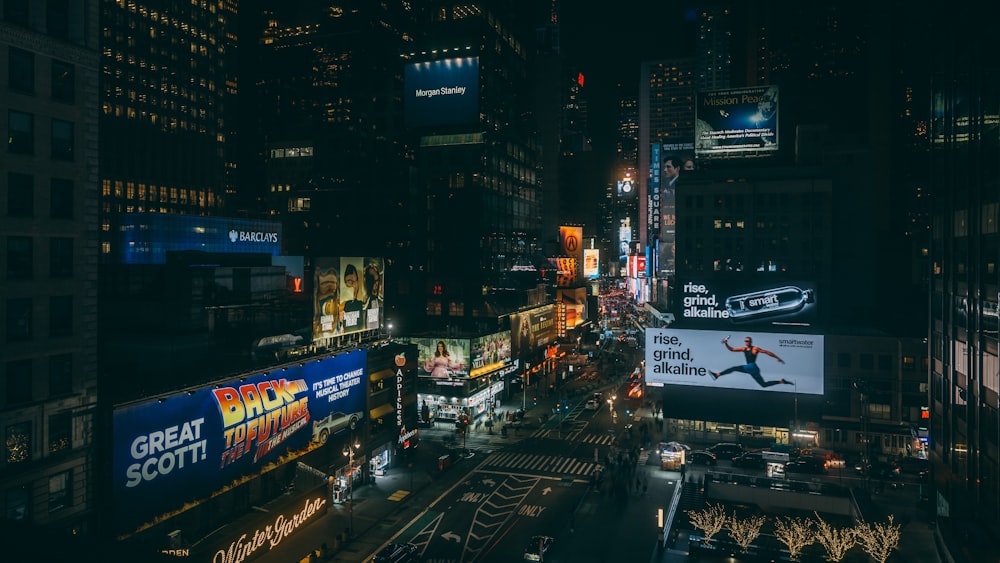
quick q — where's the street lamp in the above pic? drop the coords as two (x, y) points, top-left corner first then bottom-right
(342, 437), (362, 535)
(522, 362), (531, 411)
(386, 321), (393, 341)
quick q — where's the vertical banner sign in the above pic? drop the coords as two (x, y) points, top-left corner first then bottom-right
(559, 226), (584, 284)
(648, 144), (662, 275)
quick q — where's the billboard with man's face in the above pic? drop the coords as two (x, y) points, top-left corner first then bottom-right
(695, 86), (779, 157)
(111, 350), (367, 536)
(313, 257), (384, 340)
(645, 328), (823, 394)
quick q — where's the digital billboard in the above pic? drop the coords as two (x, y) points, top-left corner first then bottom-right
(695, 86), (779, 157)
(409, 337), (471, 379)
(583, 249), (600, 278)
(111, 350), (367, 536)
(404, 57), (480, 129)
(678, 279), (817, 328)
(313, 256), (384, 340)
(645, 328), (823, 395)
(469, 331), (512, 378)
(510, 305), (558, 358)
(550, 257), (578, 287)
(557, 287), (588, 330)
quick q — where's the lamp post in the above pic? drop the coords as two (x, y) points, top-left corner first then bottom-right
(342, 437), (361, 535)
(386, 321), (393, 341)
(522, 362), (531, 411)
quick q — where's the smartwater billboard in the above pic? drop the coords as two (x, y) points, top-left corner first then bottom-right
(313, 257), (384, 340)
(645, 328), (823, 395)
(695, 86), (779, 157)
(404, 57), (480, 129)
(679, 279), (818, 328)
(112, 350), (367, 536)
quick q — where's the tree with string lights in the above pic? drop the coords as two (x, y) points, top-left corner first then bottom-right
(814, 512), (857, 562)
(686, 503), (728, 547)
(726, 510), (767, 552)
(855, 515), (902, 563)
(773, 515), (816, 561)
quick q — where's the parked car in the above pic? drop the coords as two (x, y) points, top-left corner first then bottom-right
(855, 460), (900, 480)
(785, 456), (827, 474)
(523, 535), (554, 561)
(708, 442), (744, 461)
(732, 452), (766, 469)
(584, 399), (600, 410)
(372, 542), (418, 563)
(688, 450), (718, 466)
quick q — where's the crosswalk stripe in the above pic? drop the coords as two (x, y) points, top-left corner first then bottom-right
(479, 452), (596, 476)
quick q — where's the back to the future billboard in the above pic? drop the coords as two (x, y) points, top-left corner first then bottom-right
(404, 57), (480, 129)
(112, 350), (367, 536)
(645, 328), (823, 395)
(695, 86), (779, 157)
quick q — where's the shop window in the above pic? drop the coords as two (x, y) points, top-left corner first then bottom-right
(7, 110), (34, 154)
(49, 237), (73, 278)
(49, 353), (72, 396)
(48, 412), (71, 454)
(5, 298), (33, 342)
(49, 295), (73, 338)
(7, 172), (33, 217)
(4, 484), (29, 521)
(48, 470), (71, 512)
(5, 421), (32, 464)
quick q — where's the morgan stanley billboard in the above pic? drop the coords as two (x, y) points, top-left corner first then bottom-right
(695, 86), (779, 157)
(645, 328), (823, 395)
(404, 56), (480, 129)
(111, 350), (367, 536)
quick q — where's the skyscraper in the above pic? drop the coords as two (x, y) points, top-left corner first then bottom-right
(1, 0), (101, 541)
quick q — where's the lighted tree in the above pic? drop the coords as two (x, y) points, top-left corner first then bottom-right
(686, 503), (728, 546)
(726, 510), (767, 551)
(813, 512), (856, 562)
(773, 516), (816, 561)
(855, 515), (902, 563)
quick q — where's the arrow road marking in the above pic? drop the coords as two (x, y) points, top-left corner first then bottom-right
(481, 478), (496, 487)
(542, 486), (552, 495)
(441, 531), (462, 543)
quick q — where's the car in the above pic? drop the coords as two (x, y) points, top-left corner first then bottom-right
(732, 452), (766, 469)
(708, 442), (744, 461)
(312, 411), (363, 444)
(855, 460), (900, 480)
(687, 450), (718, 465)
(895, 457), (930, 477)
(372, 542), (418, 563)
(523, 535), (554, 561)
(657, 441), (690, 456)
(585, 399), (600, 410)
(785, 456), (827, 474)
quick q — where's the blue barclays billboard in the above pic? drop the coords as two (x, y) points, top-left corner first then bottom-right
(404, 57), (480, 129)
(695, 86), (779, 157)
(645, 328), (824, 395)
(677, 279), (818, 328)
(111, 350), (367, 536)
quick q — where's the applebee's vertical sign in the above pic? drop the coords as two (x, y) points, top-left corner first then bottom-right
(395, 353), (406, 429)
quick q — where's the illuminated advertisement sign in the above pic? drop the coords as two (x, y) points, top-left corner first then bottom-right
(678, 279), (817, 328)
(469, 331), (512, 378)
(645, 328), (823, 395)
(404, 57), (480, 129)
(695, 86), (779, 157)
(112, 351), (367, 536)
(313, 257), (384, 340)
(510, 304), (558, 358)
(648, 143), (661, 247)
(583, 249), (600, 278)
(408, 338), (471, 379)
(557, 287), (588, 330)
(617, 178), (636, 199)
(550, 257), (578, 287)
(627, 255), (647, 278)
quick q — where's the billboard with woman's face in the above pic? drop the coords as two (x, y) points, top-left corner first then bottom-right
(408, 338), (471, 379)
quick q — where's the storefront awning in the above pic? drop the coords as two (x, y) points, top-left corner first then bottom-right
(369, 403), (394, 420)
